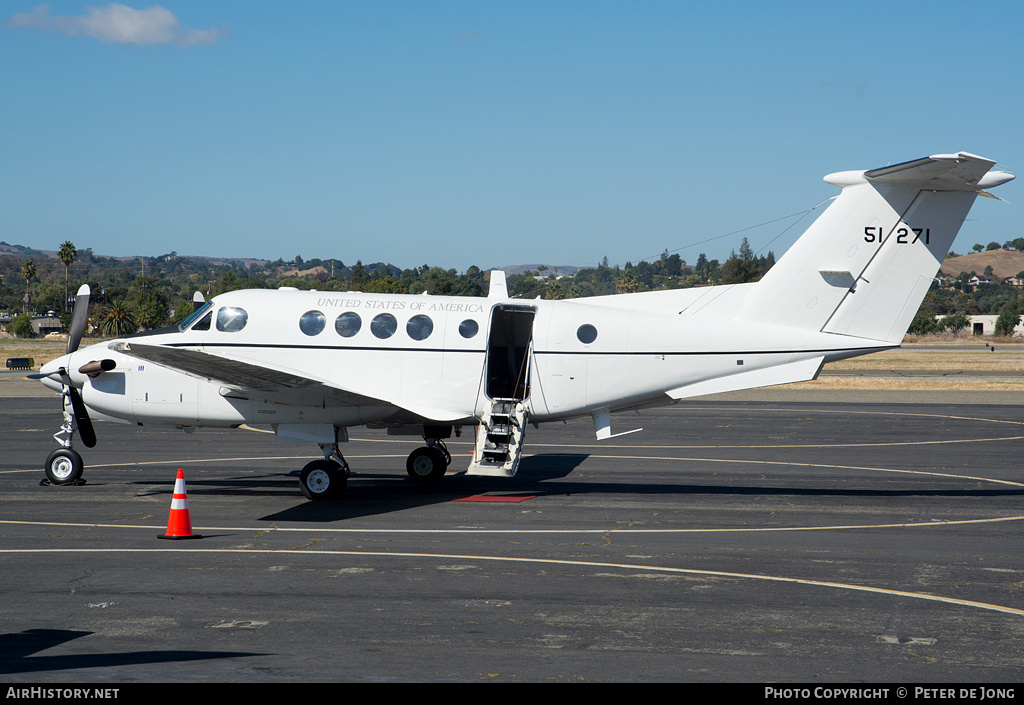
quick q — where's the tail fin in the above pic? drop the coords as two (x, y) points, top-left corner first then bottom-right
(737, 152), (1014, 343)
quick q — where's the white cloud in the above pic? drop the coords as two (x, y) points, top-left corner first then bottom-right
(4, 3), (226, 46)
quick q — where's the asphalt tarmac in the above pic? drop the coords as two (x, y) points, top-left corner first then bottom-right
(3, 371), (1024, 683)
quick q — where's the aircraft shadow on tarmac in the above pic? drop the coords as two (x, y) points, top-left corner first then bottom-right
(111, 452), (1024, 523)
(0, 628), (261, 676)
(259, 452), (591, 522)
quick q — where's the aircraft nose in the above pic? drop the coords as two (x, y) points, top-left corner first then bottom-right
(38, 355), (70, 393)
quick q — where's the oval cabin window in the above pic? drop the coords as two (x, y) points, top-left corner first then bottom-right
(406, 315), (433, 341)
(299, 310), (326, 336)
(371, 313), (398, 339)
(334, 311), (361, 338)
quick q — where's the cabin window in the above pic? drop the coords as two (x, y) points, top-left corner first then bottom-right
(216, 307), (248, 332)
(576, 324), (598, 344)
(406, 314), (433, 341)
(458, 319), (479, 339)
(334, 311), (361, 338)
(370, 313), (397, 339)
(299, 310), (326, 336)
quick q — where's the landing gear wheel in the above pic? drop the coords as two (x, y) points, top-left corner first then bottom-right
(45, 448), (84, 485)
(406, 447), (447, 482)
(299, 460), (346, 500)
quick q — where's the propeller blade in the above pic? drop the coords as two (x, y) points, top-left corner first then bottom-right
(193, 291), (206, 312)
(66, 385), (96, 448)
(66, 284), (91, 355)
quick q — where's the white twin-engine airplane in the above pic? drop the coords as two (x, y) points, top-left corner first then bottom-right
(35, 152), (1014, 499)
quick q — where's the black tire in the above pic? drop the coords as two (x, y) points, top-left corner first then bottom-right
(299, 460), (346, 500)
(406, 447), (447, 482)
(45, 448), (84, 485)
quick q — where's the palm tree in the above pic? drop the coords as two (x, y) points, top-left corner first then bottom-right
(58, 241), (77, 311)
(21, 259), (36, 311)
(98, 300), (137, 337)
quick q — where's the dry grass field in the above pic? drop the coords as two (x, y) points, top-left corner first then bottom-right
(4, 334), (1024, 391)
(1, 337), (79, 368)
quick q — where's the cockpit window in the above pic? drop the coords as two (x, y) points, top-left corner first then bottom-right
(299, 310), (326, 336)
(216, 307), (248, 332)
(179, 300), (213, 332)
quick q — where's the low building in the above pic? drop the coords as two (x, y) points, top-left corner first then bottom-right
(966, 315), (1024, 337)
(31, 315), (63, 336)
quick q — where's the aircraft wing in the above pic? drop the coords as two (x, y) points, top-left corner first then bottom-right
(119, 343), (467, 422)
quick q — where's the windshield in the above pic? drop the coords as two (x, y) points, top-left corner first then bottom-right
(179, 300), (214, 332)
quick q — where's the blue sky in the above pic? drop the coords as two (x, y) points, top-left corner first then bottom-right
(3, 1), (1022, 272)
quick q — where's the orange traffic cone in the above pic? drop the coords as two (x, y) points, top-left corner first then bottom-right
(158, 469), (201, 540)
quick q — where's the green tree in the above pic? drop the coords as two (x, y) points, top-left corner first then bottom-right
(58, 241), (77, 311)
(994, 306), (1021, 337)
(544, 282), (565, 300)
(907, 310), (936, 335)
(939, 311), (969, 335)
(8, 312), (33, 338)
(350, 261), (365, 291)
(172, 300), (195, 325)
(363, 276), (408, 294)
(616, 269), (641, 294)
(97, 300), (137, 337)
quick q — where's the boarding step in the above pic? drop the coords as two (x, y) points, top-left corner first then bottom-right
(467, 399), (529, 477)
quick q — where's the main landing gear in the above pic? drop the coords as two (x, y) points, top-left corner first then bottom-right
(297, 428), (455, 500)
(406, 439), (452, 482)
(298, 442), (350, 500)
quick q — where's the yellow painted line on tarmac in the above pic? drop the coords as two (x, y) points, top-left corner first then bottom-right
(581, 453), (1024, 488)
(2, 546), (1022, 617)
(5, 514), (1024, 535)
(529, 435), (1024, 450)
(5, 449), (1024, 491)
(679, 405), (1024, 426)
(0, 454), (411, 475)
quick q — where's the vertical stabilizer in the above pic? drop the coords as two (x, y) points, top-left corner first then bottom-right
(737, 152), (1013, 343)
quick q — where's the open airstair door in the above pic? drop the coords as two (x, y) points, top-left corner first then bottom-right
(468, 304), (535, 477)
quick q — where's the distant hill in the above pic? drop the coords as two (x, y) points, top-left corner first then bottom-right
(0, 241), (268, 268)
(1, 242), (582, 275)
(940, 250), (1024, 280)
(498, 264), (581, 276)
